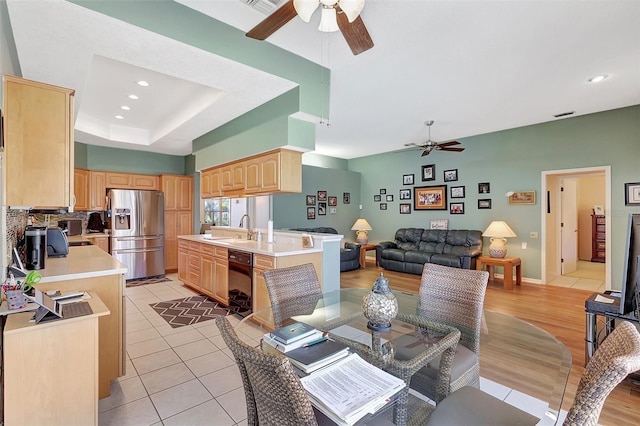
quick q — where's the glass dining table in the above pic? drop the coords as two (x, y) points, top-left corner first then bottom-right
(236, 288), (572, 425)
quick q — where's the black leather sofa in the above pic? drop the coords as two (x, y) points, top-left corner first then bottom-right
(376, 228), (483, 275)
(289, 227), (361, 272)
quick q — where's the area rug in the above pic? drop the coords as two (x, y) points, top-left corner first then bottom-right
(126, 275), (172, 288)
(149, 295), (234, 328)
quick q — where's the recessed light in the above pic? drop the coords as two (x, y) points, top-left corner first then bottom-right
(121, 105), (130, 111)
(137, 80), (149, 87)
(588, 74), (608, 83)
(128, 94), (139, 100)
(115, 115), (124, 120)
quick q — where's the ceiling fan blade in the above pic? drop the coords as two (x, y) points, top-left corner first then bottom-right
(336, 10), (374, 55)
(421, 150), (431, 157)
(436, 141), (461, 148)
(438, 147), (465, 152)
(246, 0), (298, 40)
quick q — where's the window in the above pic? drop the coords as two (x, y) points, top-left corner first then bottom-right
(204, 198), (230, 226)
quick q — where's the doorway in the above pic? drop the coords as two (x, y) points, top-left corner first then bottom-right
(541, 166), (611, 290)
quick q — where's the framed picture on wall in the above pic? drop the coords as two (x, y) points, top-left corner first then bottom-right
(374, 194), (382, 202)
(400, 203), (411, 214)
(444, 169), (458, 182)
(343, 192), (351, 204)
(380, 188), (387, 195)
(478, 182), (490, 194)
(318, 202), (327, 215)
(403, 174), (415, 185)
(450, 202), (464, 214)
(421, 164), (436, 181)
(414, 185), (447, 210)
(399, 189), (411, 200)
(307, 207), (316, 220)
(430, 219), (449, 230)
(386, 195), (394, 202)
(380, 203), (388, 210)
(478, 199), (492, 209)
(624, 183), (640, 206)
(450, 186), (465, 198)
(508, 191), (536, 205)
(306, 195), (316, 205)
(317, 190), (327, 201)
(328, 196), (338, 206)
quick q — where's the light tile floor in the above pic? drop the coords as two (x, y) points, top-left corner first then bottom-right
(547, 260), (606, 292)
(100, 274), (569, 425)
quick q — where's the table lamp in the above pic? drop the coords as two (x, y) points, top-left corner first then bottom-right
(482, 221), (517, 258)
(351, 218), (372, 244)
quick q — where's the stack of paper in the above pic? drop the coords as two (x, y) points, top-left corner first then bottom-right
(300, 353), (406, 425)
(262, 331), (325, 353)
(286, 339), (350, 373)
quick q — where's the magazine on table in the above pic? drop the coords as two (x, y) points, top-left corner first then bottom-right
(285, 339), (350, 373)
(262, 330), (325, 353)
(300, 353), (406, 426)
(269, 321), (317, 344)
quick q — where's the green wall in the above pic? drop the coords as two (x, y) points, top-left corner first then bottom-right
(74, 142), (189, 175)
(273, 165), (362, 238)
(348, 105), (640, 286)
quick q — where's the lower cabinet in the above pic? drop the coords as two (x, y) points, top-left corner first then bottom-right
(85, 235), (109, 252)
(252, 254), (275, 328)
(214, 255), (229, 304)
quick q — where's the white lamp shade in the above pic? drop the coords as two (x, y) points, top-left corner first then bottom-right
(318, 7), (339, 32)
(338, 0), (365, 22)
(352, 218), (372, 244)
(482, 221), (517, 258)
(293, 0), (319, 22)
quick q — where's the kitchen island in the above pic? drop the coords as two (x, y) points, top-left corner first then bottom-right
(178, 229), (341, 328)
(31, 245), (127, 398)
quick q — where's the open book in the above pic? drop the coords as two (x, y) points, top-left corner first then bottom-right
(300, 353), (405, 425)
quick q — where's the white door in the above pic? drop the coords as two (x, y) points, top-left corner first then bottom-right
(561, 179), (578, 275)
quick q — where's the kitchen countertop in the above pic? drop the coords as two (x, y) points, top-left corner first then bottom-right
(178, 234), (324, 257)
(36, 245), (127, 283)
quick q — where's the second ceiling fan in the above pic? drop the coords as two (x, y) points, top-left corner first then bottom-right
(405, 121), (465, 157)
(246, 0), (374, 55)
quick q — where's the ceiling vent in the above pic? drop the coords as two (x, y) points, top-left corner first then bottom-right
(240, 0), (282, 15)
(553, 111), (576, 118)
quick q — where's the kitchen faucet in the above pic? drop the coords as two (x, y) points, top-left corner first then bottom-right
(239, 214), (253, 240)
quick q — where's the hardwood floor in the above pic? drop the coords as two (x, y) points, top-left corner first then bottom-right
(340, 264), (640, 426)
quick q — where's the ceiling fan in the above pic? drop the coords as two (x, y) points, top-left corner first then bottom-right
(404, 121), (465, 157)
(246, 0), (374, 55)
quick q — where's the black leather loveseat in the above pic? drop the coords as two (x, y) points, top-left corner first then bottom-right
(289, 227), (361, 272)
(376, 228), (483, 275)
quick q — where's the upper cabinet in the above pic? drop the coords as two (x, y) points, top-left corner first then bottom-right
(74, 168), (90, 211)
(3, 75), (74, 208)
(105, 172), (159, 190)
(200, 148), (302, 199)
(90, 171), (106, 211)
(161, 175), (193, 211)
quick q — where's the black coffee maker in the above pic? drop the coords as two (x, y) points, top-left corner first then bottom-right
(25, 226), (47, 270)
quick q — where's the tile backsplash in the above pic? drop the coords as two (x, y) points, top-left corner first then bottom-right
(4, 209), (101, 267)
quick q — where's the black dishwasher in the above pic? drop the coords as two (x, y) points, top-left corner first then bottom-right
(228, 250), (253, 317)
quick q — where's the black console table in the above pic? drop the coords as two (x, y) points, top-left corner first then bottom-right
(585, 292), (640, 366)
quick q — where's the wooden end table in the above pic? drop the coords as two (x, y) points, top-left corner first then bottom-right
(476, 255), (522, 290)
(360, 244), (378, 268)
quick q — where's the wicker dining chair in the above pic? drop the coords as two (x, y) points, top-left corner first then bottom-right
(215, 316), (318, 426)
(425, 320), (640, 426)
(263, 263), (322, 328)
(401, 263), (489, 401)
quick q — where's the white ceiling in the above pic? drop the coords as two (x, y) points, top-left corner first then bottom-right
(7, 0), (640, 159)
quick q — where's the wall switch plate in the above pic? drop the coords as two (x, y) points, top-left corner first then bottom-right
(530, 232), (538, 238)
(522, 242), (528, 249)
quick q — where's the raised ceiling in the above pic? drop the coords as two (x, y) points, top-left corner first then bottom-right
(6, 0), (640, 159)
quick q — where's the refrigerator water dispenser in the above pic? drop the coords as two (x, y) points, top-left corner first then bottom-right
(114, 208), (131, 230)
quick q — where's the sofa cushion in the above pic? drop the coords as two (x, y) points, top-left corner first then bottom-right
(405, 250), (433, 264)
(418, 230), (448, 253)
(383, 248), (407, 262)
(430, 253), (464, 268)
(394, 228), (424, 251)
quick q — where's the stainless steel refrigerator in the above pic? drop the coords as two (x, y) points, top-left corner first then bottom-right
(108, 189), (164, 280)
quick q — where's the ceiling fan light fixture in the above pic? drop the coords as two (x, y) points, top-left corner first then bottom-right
(318, 7), (339, 32)
(339, 0), (365, 22)
(293, 0), (319, 22)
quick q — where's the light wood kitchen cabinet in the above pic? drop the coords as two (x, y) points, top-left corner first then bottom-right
(90, 171), (107, 211)
(105, 172), (159, 190)
(252, 254), (275, 328)
(86, 235), (109, 252)
(199, 148), (302, 199)
(215, 255), (229, 305)
(200, 245), (215, 297)
(162, 174), (193, 272)
(3, 75), (74, 208)
(201, 168), (221, 199)
(178, 240), (189, 284)
(74, 168), (91, 211)
(4, 294), (109, 426)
